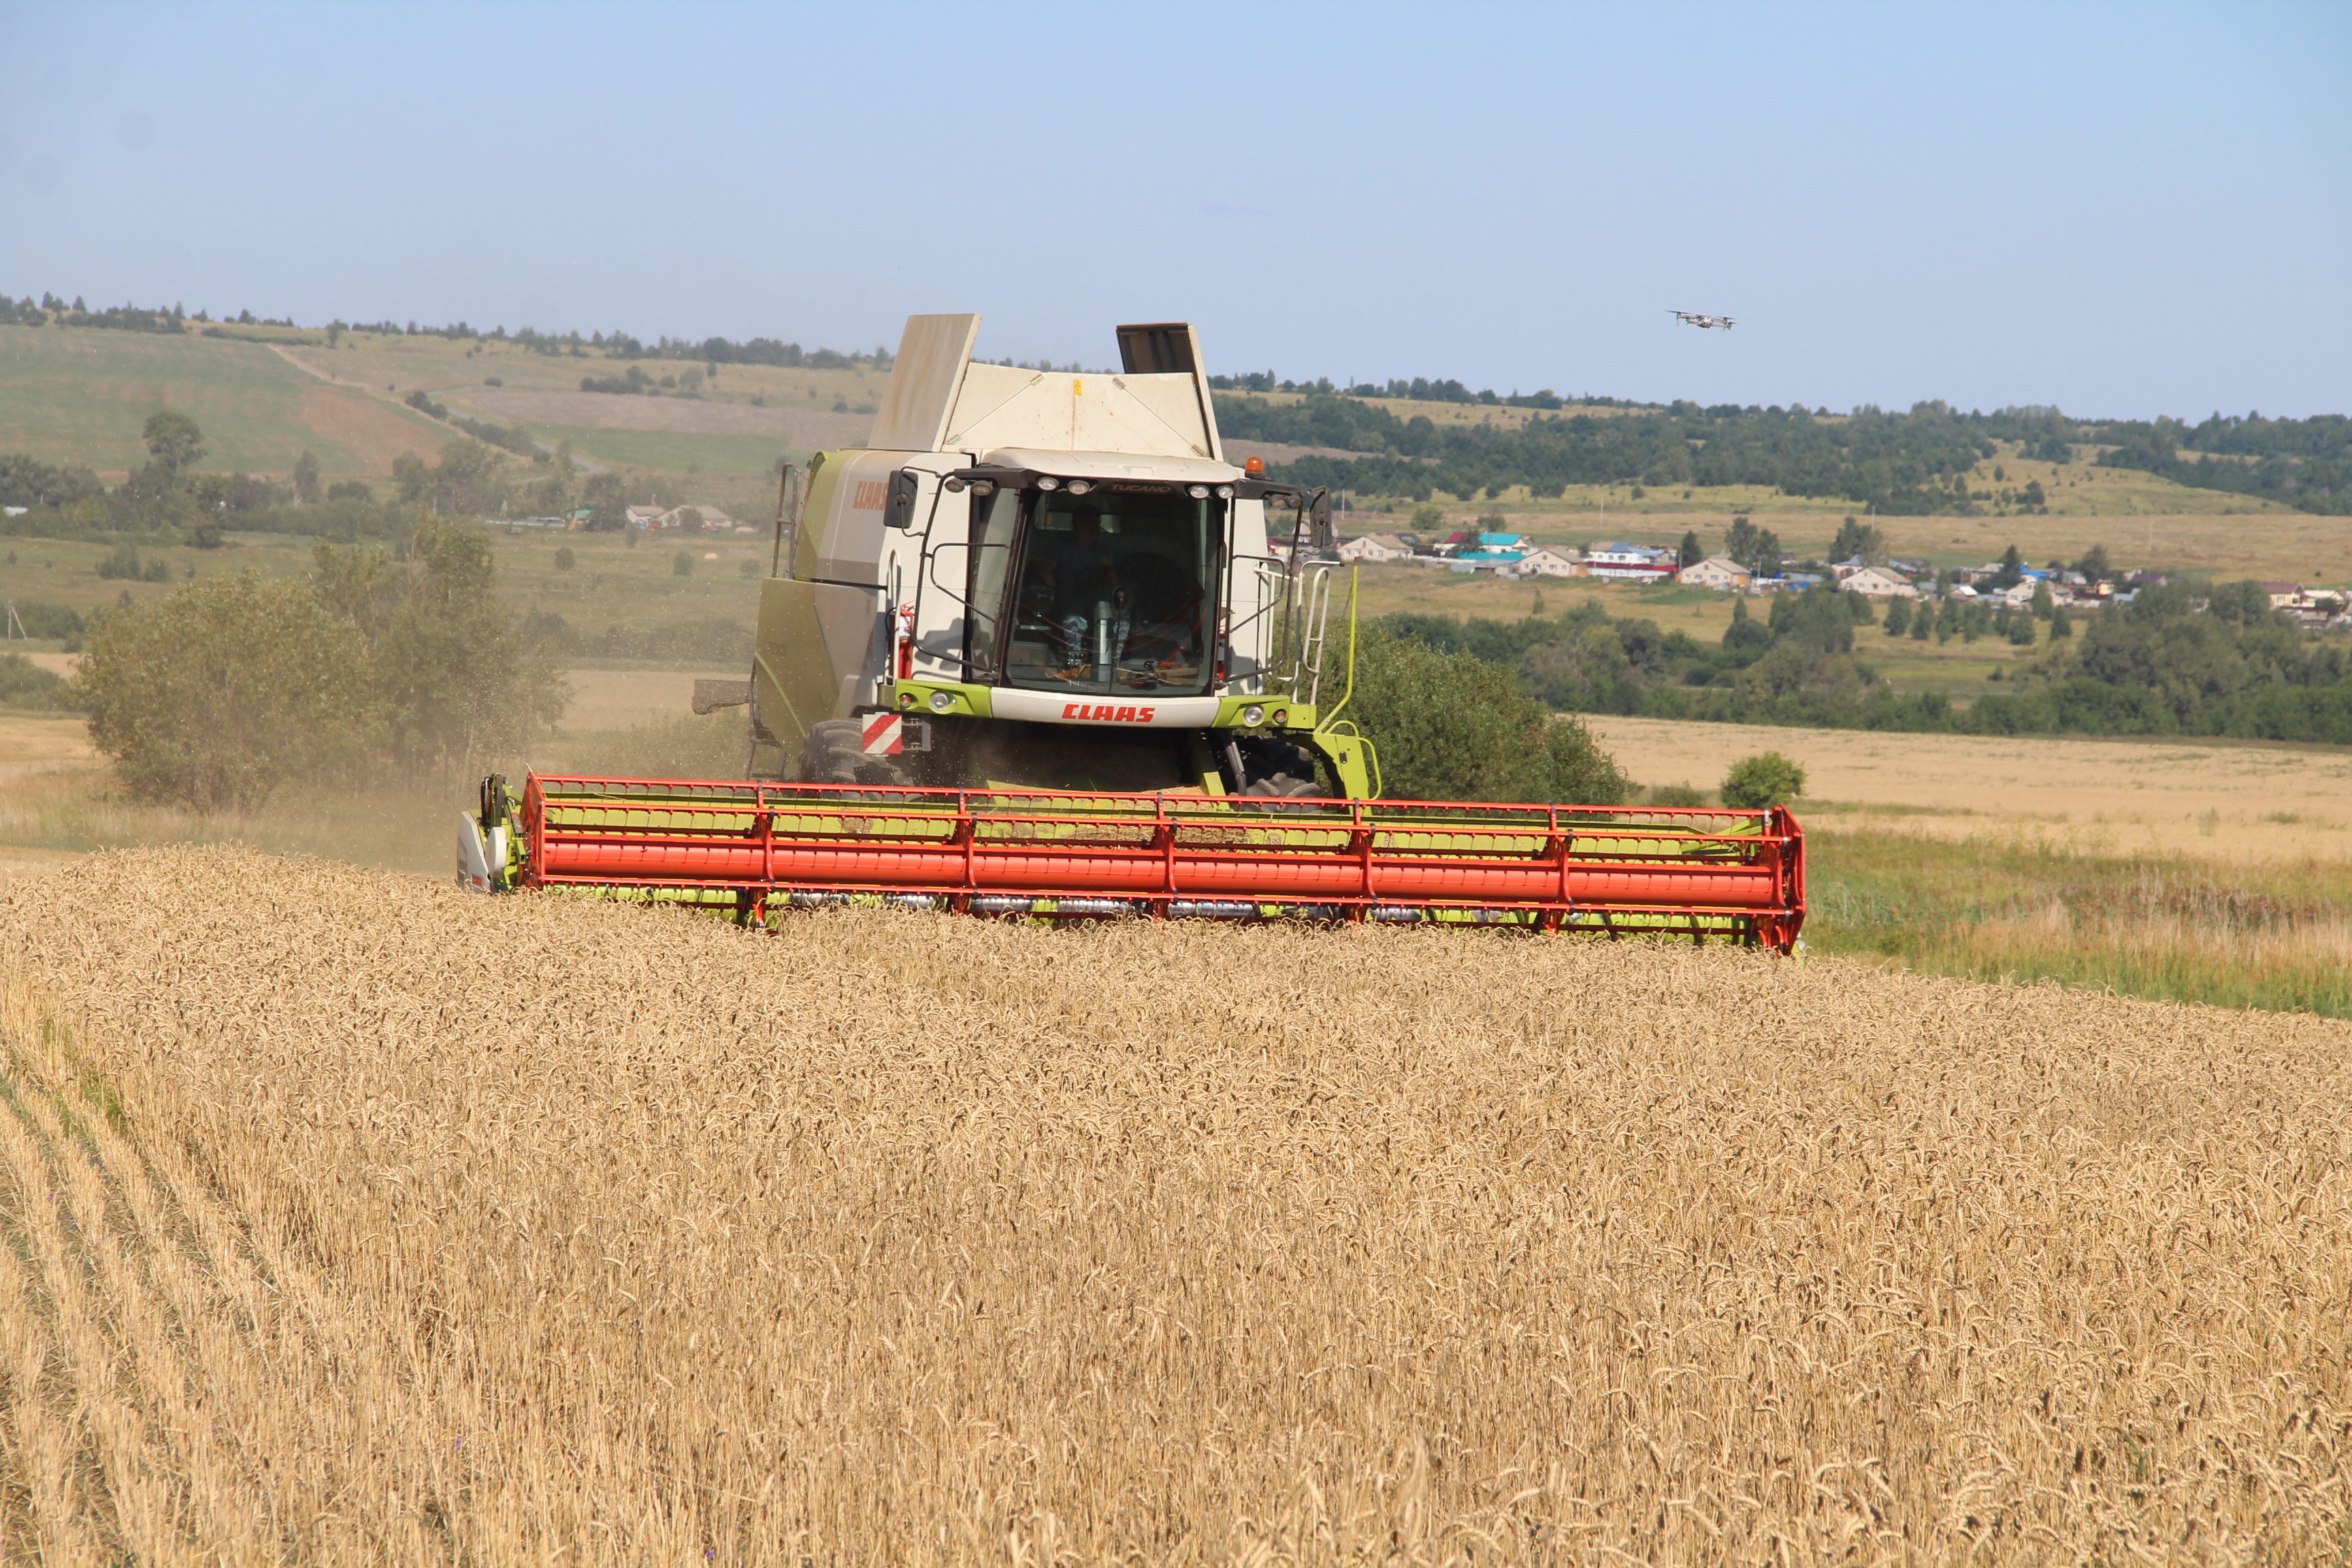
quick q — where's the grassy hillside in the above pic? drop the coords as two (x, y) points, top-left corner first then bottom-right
(525, 424), (817, 478)
(0, 323), (887, 486)
(0, 327), (449, 477)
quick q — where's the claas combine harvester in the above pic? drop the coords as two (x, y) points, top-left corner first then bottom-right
(459, 314), (1805, 949)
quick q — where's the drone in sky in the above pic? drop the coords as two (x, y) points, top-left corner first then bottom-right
(1670, 310), (1735, 330)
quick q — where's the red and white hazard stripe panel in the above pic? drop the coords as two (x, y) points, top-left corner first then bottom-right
(860, 713), (903, 755)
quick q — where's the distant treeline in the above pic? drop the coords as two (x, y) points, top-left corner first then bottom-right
(2095, 412), (2351, 514)
(1209, 370), (1661, 410)
(0, 294), (191, 333)
(1388, 581), (2352, 744)
(1226, 395), (2068, 514)
(3, 288), (896, 372)
(1224, 392), (2349, 516)
(518, 610), (752, 666)
(404, 391), (539, 458)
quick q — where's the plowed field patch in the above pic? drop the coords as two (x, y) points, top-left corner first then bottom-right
(298, 382), (446, 473)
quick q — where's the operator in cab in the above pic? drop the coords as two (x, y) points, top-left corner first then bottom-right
(1034, 502), (1127, 680)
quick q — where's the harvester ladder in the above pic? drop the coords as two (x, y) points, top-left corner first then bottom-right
(1294, 565), (1335, 706)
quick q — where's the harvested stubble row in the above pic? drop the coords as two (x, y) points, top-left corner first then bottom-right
(0, 848), (2346, 1565)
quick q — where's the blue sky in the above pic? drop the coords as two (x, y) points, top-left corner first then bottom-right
(1, 1), (2345, 419)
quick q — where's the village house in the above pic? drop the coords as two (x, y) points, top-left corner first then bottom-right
(1336, 532), (1414, 564)
(1678, 555), (1752, 592)
(1583, 542), (1678, 583)
(624, 506), (667, 530)
(1838, 566), (1918, 599)
(1514, 546), (1581, 578)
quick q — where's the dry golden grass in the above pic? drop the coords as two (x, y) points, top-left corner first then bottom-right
(1586, 714), (2352, 868)
(0, 847), (2346, 1563)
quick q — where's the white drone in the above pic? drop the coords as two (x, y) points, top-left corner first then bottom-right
(1671, 310), (1735, 330)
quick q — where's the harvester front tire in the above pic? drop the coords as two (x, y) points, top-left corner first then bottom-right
(798, 719), (866, 785)
(1231, 736), (1327, 802)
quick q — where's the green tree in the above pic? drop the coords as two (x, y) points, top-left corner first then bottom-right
(672, 549), (695, 576)
(291, 448), (321, 504)
(314, 521), (568, 780)
(555, 545), (576, 572)
(1911, 600), (1933, 640)
(1767, 585), (1855, 653)
(1677, 529), (1702, 568)
(2050, 603), (2074, 638)
(1882, 595), (1912, 636)
(392, 452), (431, 503)
(429, 439), (506, 516)
(1720, 751), (1806, 808)
(2205, 580), (2276, 628)
(582, 472), (627, 529)
(1830, 516), (1889, 564)
(1344, 625), (1627, 805)
(1724, 514), (1759, 567)
(1722, 595), (1771, 653)
(2029, 581), (2055, 621)
(2073, 543), (2111, 584)
(72, 573), (374, 811)
(142, 410), (205, 478)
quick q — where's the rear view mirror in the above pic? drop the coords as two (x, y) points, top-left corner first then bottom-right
(884, 469), (921, 530)
(1307, 488), (1333, 554)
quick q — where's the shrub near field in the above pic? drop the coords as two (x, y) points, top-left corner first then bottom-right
(2, 849), (2347, 1563)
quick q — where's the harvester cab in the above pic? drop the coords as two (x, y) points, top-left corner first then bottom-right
(461, 314), (1805, 948)
(741, 315), (1367, 801)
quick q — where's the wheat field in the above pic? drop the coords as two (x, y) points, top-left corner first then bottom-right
(0, 848), (2345, 1564)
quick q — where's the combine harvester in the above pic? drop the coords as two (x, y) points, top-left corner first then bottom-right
(461, 315), (1803, 949)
